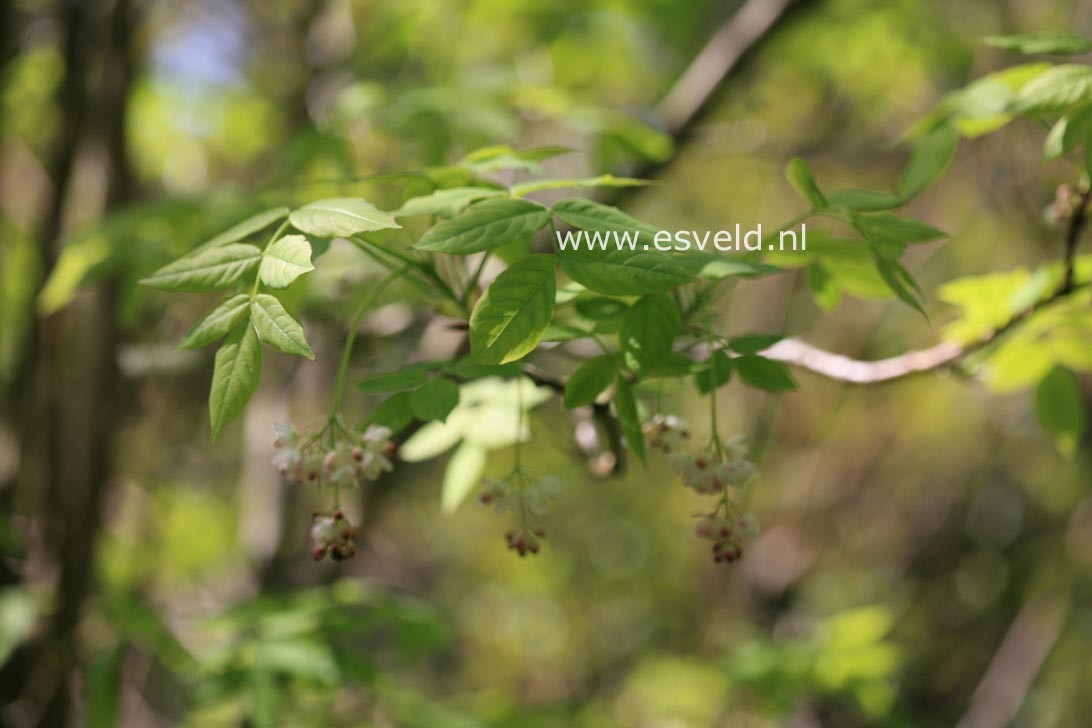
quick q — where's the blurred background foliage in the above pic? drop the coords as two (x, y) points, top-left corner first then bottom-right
(1, 0), (1091, 726)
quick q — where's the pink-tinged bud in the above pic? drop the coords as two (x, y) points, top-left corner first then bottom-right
(351, 447), (364, 462)
(312, 545), (327, 561)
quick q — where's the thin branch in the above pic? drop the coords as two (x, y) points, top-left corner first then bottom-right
(956, 596), (1068, 728)
(759, 281), (1086, 384)
(657, 0), (801, 136)
(1061, 185), (1092, 293)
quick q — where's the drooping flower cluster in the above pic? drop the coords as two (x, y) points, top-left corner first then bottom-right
(272, 422), (394, 489)
(478, 472), (563, 556)
(309, 510), (359, 562)
(272, 421), (395, 563)
(646, 415), (759, 565)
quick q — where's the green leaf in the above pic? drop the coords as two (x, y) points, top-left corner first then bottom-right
(559, 249), (690, 296)
(410, 377), (460, 422)
(827, 189), (905, 212)
(694, 350), (733, 393)
(210, 321), (262, 440)
(364, 392), (415, 433)
(469, 254), (556, 364)
(676, 253), (782, 280)
(619, 294), (681, 374)
(195, 207), (290, 252)
(1035, 366), (1087, 456)
(393, 187), (506, 218)
(178, 295), (251, 349)
(786, 157), (826, 209)
(510, 175), (652, 197)
(564, 355), (617, 408)
(442, 359), (523, 379)
(986, 34), (1092, 55)
(358, 364), (435, 392)
(875, 257), (927, 317)
(551, 198), (661, 239)
(899, 123), (958, 199)
(857, 213), (947, 248)
(251, 294), (314, 359)
(441, 441), (487, 513)
(735, 355), (796, 392)
(574, 296), (629, 321)
(259, 235), (314, 288)
(730, 334), (783, 354)
(288, 198), (400, 237)
(416, 199), (551, 254)
(613, 376), (645, 463)
(140, 243), (262, 292)
(1014, 64), (1092, 114)
(459, 145), (573, 173)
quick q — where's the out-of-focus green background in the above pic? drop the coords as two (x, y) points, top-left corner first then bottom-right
(1, 0), (1090, 726)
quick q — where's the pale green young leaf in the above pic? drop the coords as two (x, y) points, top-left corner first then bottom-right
(469, 254), (556, 364)
(140, 243), (262, 292)
(1013, 64), (1092, 114)
(613, 376), (645, 463)
(195, 207), (290, 252)
(259, 235), (314, 288)
(563, 355), (617, 408)
(510, 175), (653, 198)
(786, 157), (826, 209)
(288, 198), (400, 237)
(619, 294), (681, 375)
(393, 187), (505, 218)
(416, 199), (551, 254)
(210, 321), (262, 440)
(251, 294), (314, 359)
(178, 294), (251, 349)
(441, 441), (487, 513)
(986, 34), (1092, 55)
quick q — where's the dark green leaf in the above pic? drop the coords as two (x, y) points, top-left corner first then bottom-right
(552, 197), (661, 239)
(358, 364), (434, 392)
(1035, 366), (1087, 455)
(410, 377), (460, 422)
(619, 294), (681, 374)
(730, 334), (783, 354)
(564, 355), (617, 408)
(735, 355), (797, 392)
(875, 257), (927, 317)
(694, 350), (733, 393)
(899, 123), (958, 199)
(416, 199), (551, 254)
(559, 249), (690, 296)
(613, 376), (645, 463)
(364, 392), (415, 433)
(469, 254), (556, 364)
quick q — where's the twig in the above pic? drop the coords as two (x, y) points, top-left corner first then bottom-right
(956, 596), (1068, 728)
(657, 0), (801, 135)
(1061, 185), (1092, 293)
